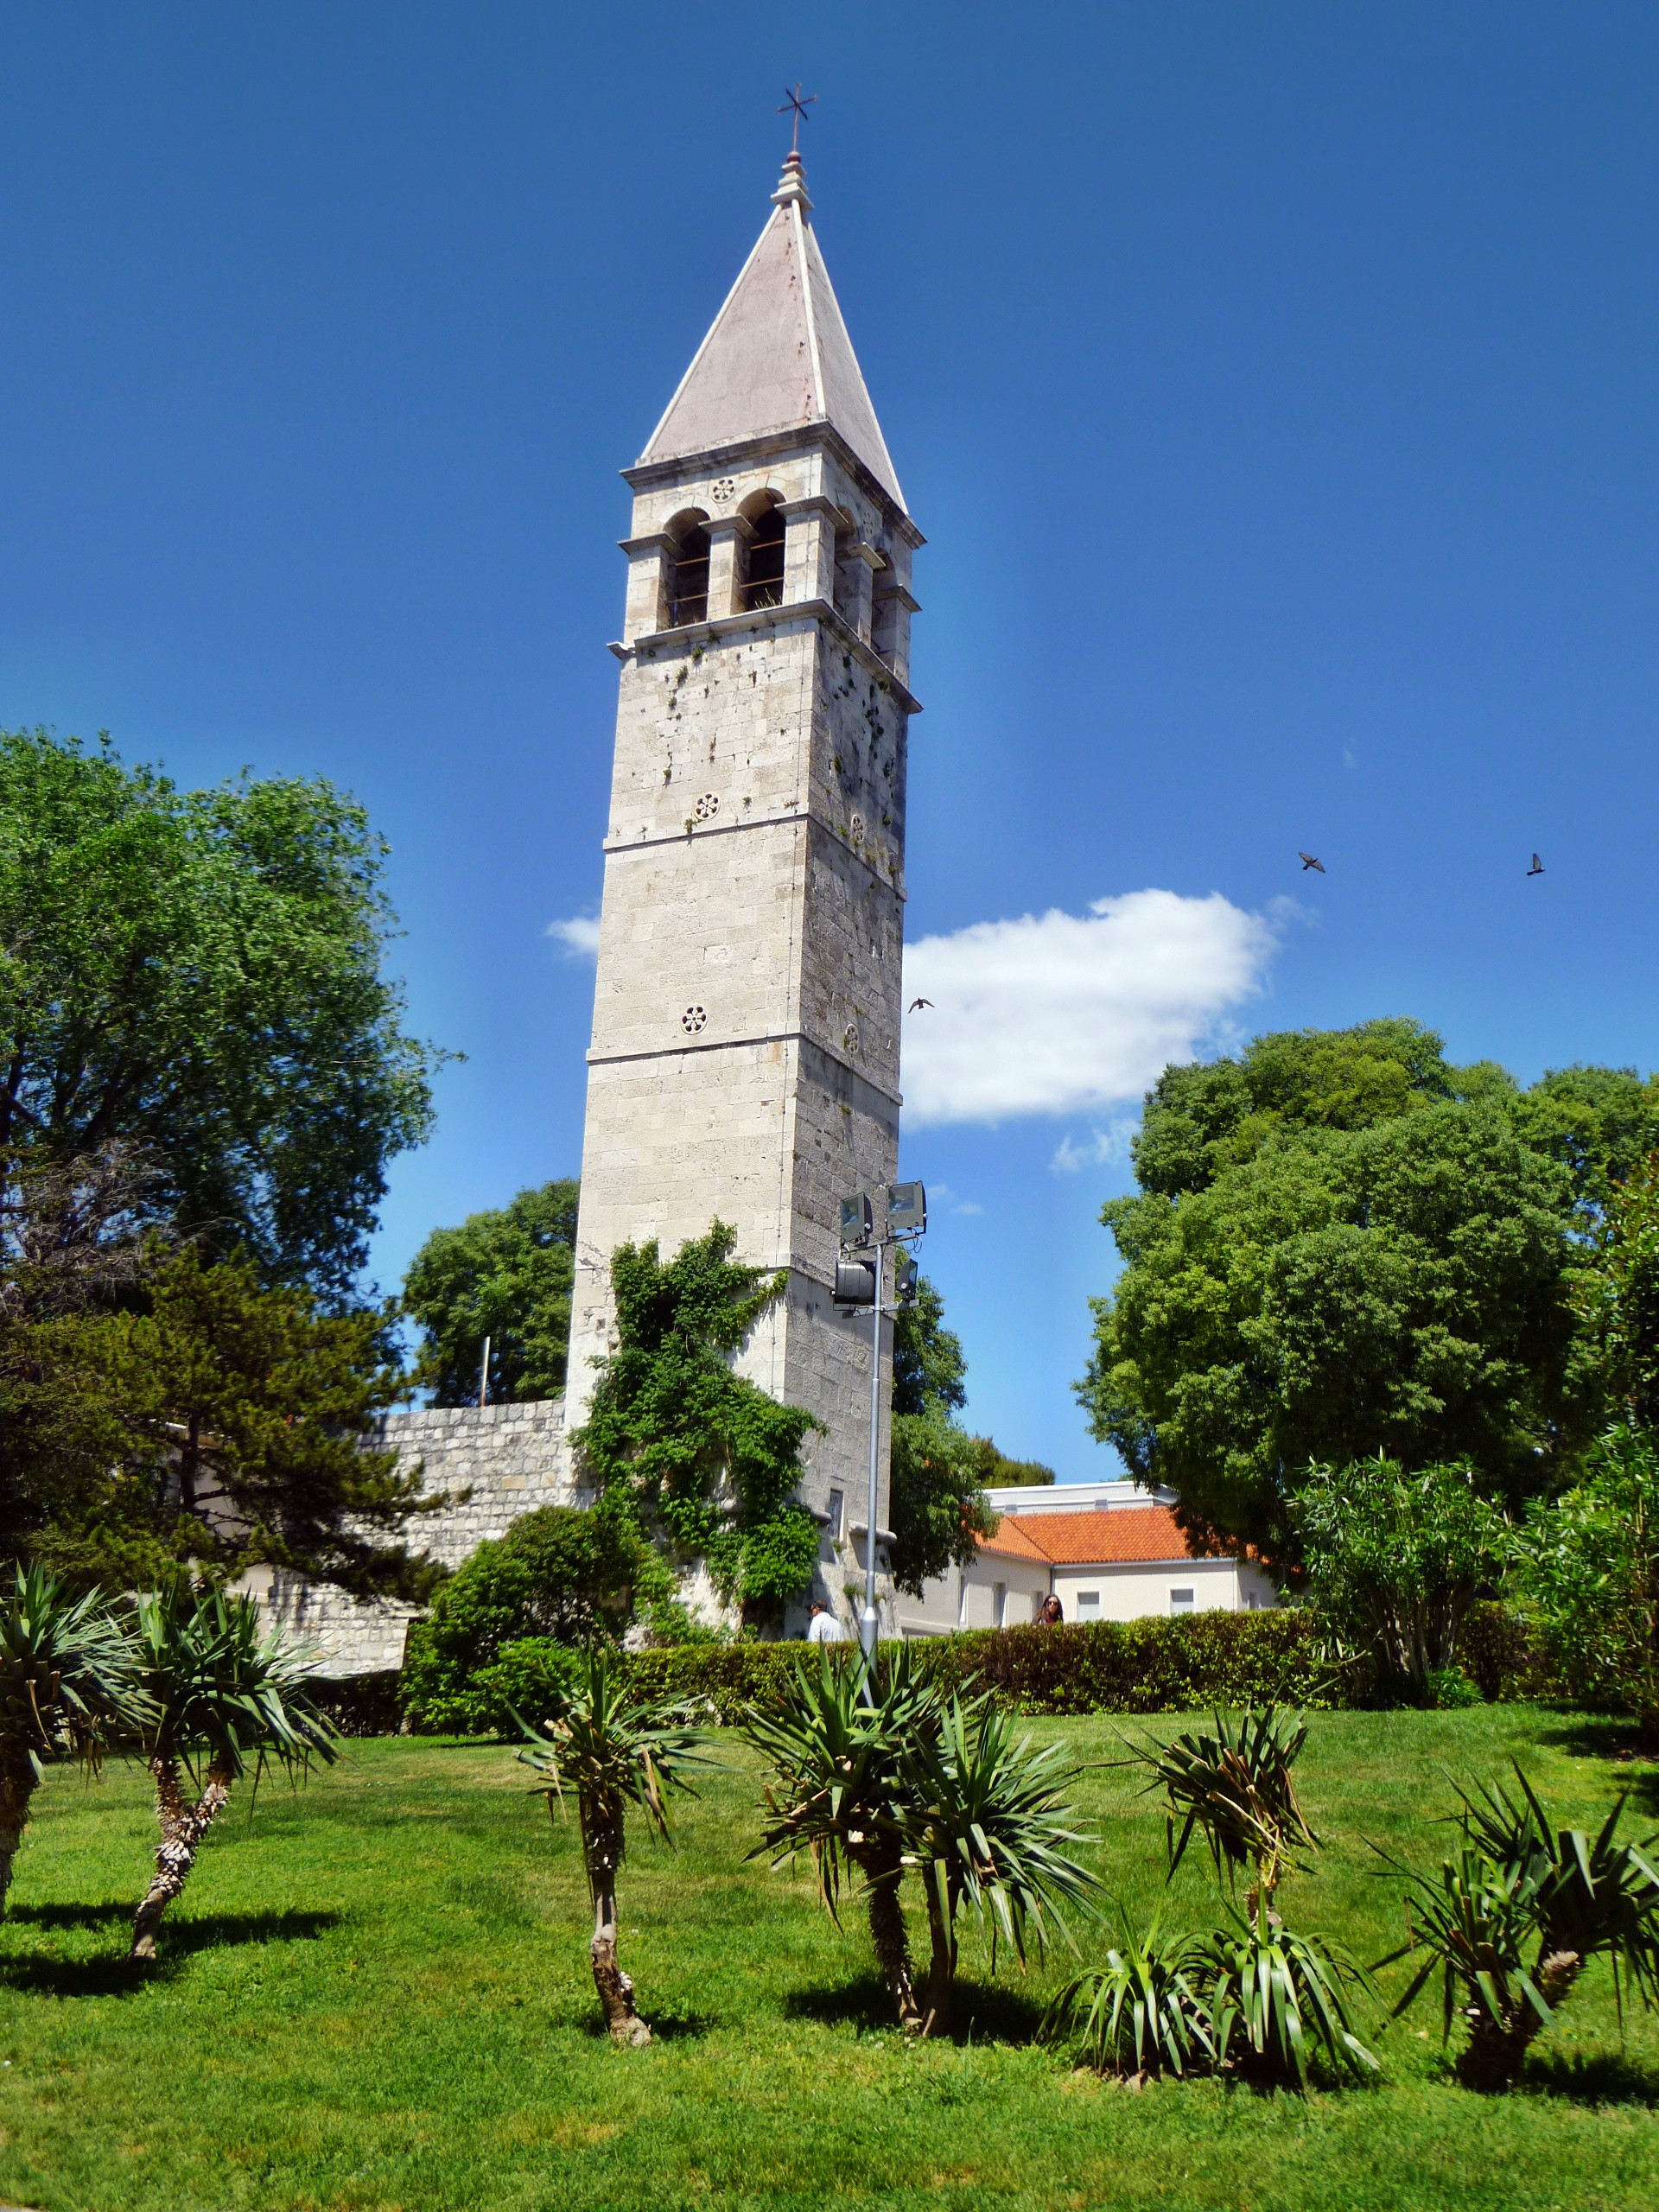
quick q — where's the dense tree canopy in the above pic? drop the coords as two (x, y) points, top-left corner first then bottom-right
(403, 1179), (579, 1405)
(1079, 1020), (1648, 1557)
(0, 728), (439, 1300)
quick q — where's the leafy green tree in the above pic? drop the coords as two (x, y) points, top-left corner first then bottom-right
(574, 1224), (821, 1624)
(888, 1415), (1000, 1598)
(1577, 1152), (1659, 1425)
(893, 1277), (967, 1420)
(125, 1587), (338, 1961)
(401, 1505), (650, 1732)
(1082, 1026), (1598, 1554)
(0, 1566), (140, 1910)
(0, 728), (439, 1301)
(28, 1248), (436, 1600)
(403, 1179), (579, 1405)
(1290, 1457), (1508, 1698)
(1516, 1426), (1659, 1744)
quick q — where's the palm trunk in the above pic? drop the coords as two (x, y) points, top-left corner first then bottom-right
(1456, 1950), (1582, 2090)
(0, 1740), (38, 1918)
(582, 1791), (650, 2047)
(853, 1834), (923, 2034)
(920, 1864), (957, 2038)
(130, 1755), (232, 1961)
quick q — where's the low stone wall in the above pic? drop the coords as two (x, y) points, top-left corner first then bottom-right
(239, 1399), (573, 1676)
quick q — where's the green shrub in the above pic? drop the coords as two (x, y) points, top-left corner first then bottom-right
(401, 1506), (644, 1732)
(474, 1637), (583, 1729)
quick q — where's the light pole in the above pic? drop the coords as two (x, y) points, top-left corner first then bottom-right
(834, 1183), (926, 1664)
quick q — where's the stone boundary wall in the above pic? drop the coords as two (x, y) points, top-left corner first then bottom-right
(239, 1400), (573, 1677)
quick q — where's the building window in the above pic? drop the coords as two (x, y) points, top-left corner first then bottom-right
(993, 1581), (1007, 1630)
(1170, 1586), (1196, 1616)
(667, 512), (710, 626)
(1076, 1590), (1101, 1620)
(741, 494), (785, 611)
(827, 1487), (844, 1541)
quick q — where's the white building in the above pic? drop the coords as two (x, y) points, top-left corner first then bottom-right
(895, 1480), (1280, 1637)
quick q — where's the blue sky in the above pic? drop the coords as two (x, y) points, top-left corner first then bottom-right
(3, 3), (1656, 1479)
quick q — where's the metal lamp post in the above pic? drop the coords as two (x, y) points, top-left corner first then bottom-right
(834, 1182), (926, 1664)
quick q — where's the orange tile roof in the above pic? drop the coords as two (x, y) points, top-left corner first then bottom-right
(978, 1506), (1202, 1567)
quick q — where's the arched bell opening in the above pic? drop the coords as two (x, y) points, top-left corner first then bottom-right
(740, 491), (786, 612)
(665, 510), (711, 626)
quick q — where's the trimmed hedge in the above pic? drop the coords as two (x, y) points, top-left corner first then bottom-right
(395, 1602), (1558, 1734)
(626, 1609), (1351, 1724)
(308, 1671), (406, 1737)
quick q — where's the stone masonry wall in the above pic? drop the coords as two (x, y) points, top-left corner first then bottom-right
(240, 1400), (573, 1677)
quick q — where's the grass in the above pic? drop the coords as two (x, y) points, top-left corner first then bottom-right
(0, 1705), (1655, 2210)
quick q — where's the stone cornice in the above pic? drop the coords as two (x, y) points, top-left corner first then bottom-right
(587, 1027), (902, 1109)
(621, 423), (925, 551)
(607, 594), (922, 715)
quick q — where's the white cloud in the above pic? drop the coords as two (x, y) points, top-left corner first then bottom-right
(900, 889), (1281, 1128)
(1051, 1118), (1141, 1174)
(547, 914), (601, 957)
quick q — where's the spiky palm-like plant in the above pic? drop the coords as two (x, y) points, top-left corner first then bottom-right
(1203, 1906), (1378, 2085)
(1125, 1706), (1318, 1910)
(1382, 1765), (1659, 2088)
(517, 1651), (708, 2046)
(126, 1588), (337, 1961)
(744, 1648), (938, 2032)
(1042, 1910), (1216, 2082)
(0, 1567), (140, 1912)
(899, 1694), (1098, 2034)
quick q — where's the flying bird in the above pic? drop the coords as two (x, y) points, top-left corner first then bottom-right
(1527, 853), (1545, 877)
(1299, 852), (1325, 874)
(907, 997), (934, 1013)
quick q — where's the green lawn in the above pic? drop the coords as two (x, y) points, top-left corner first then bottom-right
(0, 1706), (1656, 2211)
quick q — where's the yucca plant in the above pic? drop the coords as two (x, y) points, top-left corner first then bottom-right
(1042, 1909), (1216, 2082)
(744, 1647), (937, 2032)
(518, 1650), (708, 2046)
(899, 1693), (1099, 2034)
(0, 1566), (141, 1913)
(1204, 1905), (1379, 2086)
(1382, 1765), (1659, 2088)
(126, 1588), (338, 1961)
(1124, 1705), (1318, 1910)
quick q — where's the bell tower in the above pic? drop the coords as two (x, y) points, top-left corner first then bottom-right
(565, 152), (922, 1606)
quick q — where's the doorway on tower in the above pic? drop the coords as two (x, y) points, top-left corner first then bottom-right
(741, 491), (785, 611)
(666, 510), (710, 626)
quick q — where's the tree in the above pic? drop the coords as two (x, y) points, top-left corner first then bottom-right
(125, 1587), (337, 1961)
(1290, 1457), (1509, 1699)
(401, 1504), (650, 1732)
(574, 1225), (821, 1624)
(888, 1414), (999, 1598)
(28, 1247), (439, 1600)
(1517, 1427), (1659, 1745)
(1082, 1064), (1590, 1556)
(0, 728), (439, 1302)
(0, 1566), (138, 1910)
(1577, 1151), (1659, 1426)
(403, 1180), (580, 1405)
(888, 1273), (1027, 1595)
(516, 1653), (707, 2046)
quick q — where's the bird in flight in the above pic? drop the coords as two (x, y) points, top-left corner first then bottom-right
(1527, 853), (1545, 877)
(907, 997), (933, 1013)
(1299, 852), (1325, 874)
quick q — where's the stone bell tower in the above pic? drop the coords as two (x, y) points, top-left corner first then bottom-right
(564, 151), (921, 1594)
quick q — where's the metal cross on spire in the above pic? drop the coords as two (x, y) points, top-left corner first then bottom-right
(778, 83), (817, 155)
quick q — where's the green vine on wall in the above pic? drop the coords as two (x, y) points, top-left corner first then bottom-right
(572, 1224), (823, 1624)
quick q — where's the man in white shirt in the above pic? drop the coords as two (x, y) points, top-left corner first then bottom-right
(806, 1599), (849, 1644)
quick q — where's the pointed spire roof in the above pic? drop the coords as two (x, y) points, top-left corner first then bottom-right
(639, 155), (905, 510)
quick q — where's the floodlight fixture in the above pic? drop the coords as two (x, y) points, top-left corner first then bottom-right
(890, 1245), (919, 1306)
(833, 1258), (877, 1306)
(840, 1192), (874, 1249)
(886, 1180), (926, 1237)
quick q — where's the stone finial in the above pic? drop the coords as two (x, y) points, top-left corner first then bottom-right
(772, 152), (813, 213)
